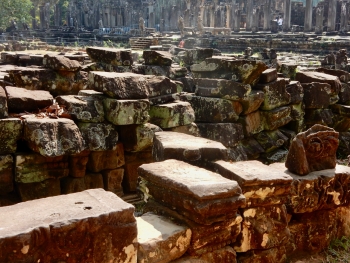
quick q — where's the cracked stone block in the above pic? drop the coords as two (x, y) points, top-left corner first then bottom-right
(152, 131), (228, 162)
(69, 150), (90, 178)
(181, 94), (242, 122)
(23, 116), (85, 157)
(149, 101), (195, 128)
(302, 82), (335, 109)
(43, 54), (81, 71)
(237, 111), (263, 137)
(137, 212), (191, 263)
(17, 178), (61, 201)
(213, 160), (292, 207)
(0, 118), (22, 154)
(86, 47), (133, 66)
(286, 81), (304, 104)
(146, 76), (182, 97)
(296, 71), (342, 95)
(259, 69), (278, 84)
(87, 143), (125, 172)
(233, 205), (290, 252)
(0, 189), (137, 263)
(143, 50), (173, 66)
(103, 98), (150, 125)
(145, 200), (242, 257)
(253, 130), (288, 153)
(118, 123), (162, 152)
(255, 78), (291, 111)
(194, 79), (251, 100)
(191, 58), (268, 86)
(56, 95), (105, 123)
(197, 123), (244, 147)
(260, 106), (292, 131)
(271, 163), (350, 213)
(123, 150), (154, 192)
(5, 86), (53, 112)
(102, 168), (124, 196)
(78, 122), (118, 151)
(0, 86), (8, 118)
(138, 159), (245, 225)
(0, 155), (13, 195)
(15, 153), (69, 184)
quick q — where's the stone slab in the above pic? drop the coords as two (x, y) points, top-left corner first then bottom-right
(143, 50), (173, 66)
(43, 54), (81, 71)
(0, 189), (137, 263)
(86, 47), (133, 66)
(296, 71), (342, 95)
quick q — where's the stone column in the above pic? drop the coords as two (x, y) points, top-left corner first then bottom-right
(340, 2), (349, 33)
(233, 4), (241, 32)
(283, 0), (291, 31)
(54, 4), (61, 26)
(39, 5), (45, 29)
(263, 2), (271, 31)
(327, 0), (337, 31)
(252, 6), (260, 32)
(304, 0), (313, 31)
(210, 4), (215, 27)
(148, 3), (155, 28)
(315, 5), (324, 34)
(246, 0), (254, 31)
(31, 8), (36, 29)
(226, 4), (232, 29)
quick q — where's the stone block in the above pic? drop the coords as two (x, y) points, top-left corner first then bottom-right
(285, 119), (305, 133)
(290, 102), (305, 120)
(149, 94), (179, 105)
(233, 205), (290, 252)
(123, 150), (153, 192)
(118, 123), (162, 152)
(146, 76), (181, 97)
(17, 178), (61, 201)
(143, 65), (187, 79)
(0, 86), (8, 118)
(286, 81), (304, 104)
(259, 69), (278, 84)
(23, 116), (85, 157)
(43, 54), (81, 71)
(296, 71), (341, 95)
(0, 192), (20, 207)
(332, 114), (350, 132)
(68, 150), (90, 178)
(84, 173), (104, 189)
(194, 79), (251, 100)
(15, 153), (69, 184)
(5, 86), (54, 112)
(181, 94), (242, 122)
(178, 48), (213, 66)
(237, 246), (287, 263)
(240, 90), (265, 115)
(86, 47), (133, 66)
(143, 50), (173, 66)
(145, 200), (242, 257)
(227, 145), (248, 162)
(0, 189), (137, 263)
(339, 82), (350, 105)
(137, 213), (191, 263)
(190, 58), (268, 86)
(260, 148), (289, 164)
(304, 108), (334, 128)
(285, 125), (339, 176)
(240, 137), (265, 159)
(271, 163), (350, 213)
(279, 63), (297, 79)
(56, 95), (105, 123)
(302, 82), (334, 109)
(316, 67), (350, 83)
(339, 132), (350, 156)
(330, 104), (350, 117)
(253, 130), (288, 153)
(255, 78), (291, 111)
(102, 169), (124, 196)
(61, 176), (86, 194)
(237, 111), (263, 137)
(103, 98), (150, 125)
(260, 106), (292, 131)
(165, 122), (200, 137)
(87, 143), (125, 172)
(0, 155), (13, 195)
(196, 123), (244, 147)
(138, 159), (245, 225)
(0, 118), (22, 154)
(153, 132), (228, 162)
(213, 160), (292, 207)
(177, 76), (195, 93)
(171, 247), (237, 263)
(78, 122), (118, 151)
(149, 101), (195, 128)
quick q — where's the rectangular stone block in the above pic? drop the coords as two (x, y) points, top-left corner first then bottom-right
(259, 68), (278, 84)
(138, 159), (245, 225)
(240, 137), (265, 159)
(87, 143), (125, 173)
(304, 108), (334, 128)
(103, 98), (150, 125)
(143, 50), (173, 66)
(302, 82), (333, 109)
(238, 246), (287, 263)
(17, 178), (61, 201)
(15, 153), (69, 184)
(237, 111), (263, 137)
(339, 82), (350, 105)
(286, 81), (304, 104)
(290, 102), (305, 120)
(69, 150), (90, 178)
(43, 54), (81, 71)
(253, 130), (288, 153)
(240, 90), (265, 115)
(181, 94), (242, 122)
(296, 71), (341, 95)
(102, 169), (124, 196)
(0, 86), (8, 118)
(84, 172), (104, 190)
(137, 212), (191, 263)
(213, 160), (292, 207)
(61, 176), (86, 194)
(0, 155), (13, 195)
(149, 101), (195, 128)
(0, 189), (137, 263)
(197, 123), (244, 147)
(255, 78), (291, 110)
(260, 106), (292, 131)
(86, 47), (133, 66)
(0, 118), (22, 154)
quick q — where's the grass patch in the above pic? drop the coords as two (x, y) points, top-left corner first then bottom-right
(323, 236), (350, 263)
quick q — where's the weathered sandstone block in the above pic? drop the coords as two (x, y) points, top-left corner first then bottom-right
(260, 106), (292, 131)
(23, 116), (85, 157)
(253, 130), (288, 153)
(302, 82), (335, 109)
(102, 168), (124, 196)
(165, 122), (200, 137)
(171, 246), (237, 263)
(178, 48), (213, 66)
(0, 189), (137, 263)
(0, 155), (13, 195)
(238, 246), (287, 263)
(153, 132), (228, 162)
(240, 137), (265, 159)
(285, 125), (339, 175)
(316, 67), (350, 83)
(143, 50), (173, 66)
(304, 108), (334, 127)
(0, 87), (8, 118)
(296, 71), (341, 95)
(149, 93), (179, 105)
(137, 213), (191, 263)
(84, 172), (104, 189)
(103, 98), (150, 125)
(87, 143), (125, 172)
(17, 178), (61, 201)
(69, 150), (90, 178)
(43, 54), (81, 71)
(339, 82), (350, 105)
(138, 159), (245, 225)
(149, 101), (195, 128)
(259, 69), (278, 84)
(237, 111), (263, 137)
(286, 81), (304, 104)
(60, 176), (86, 194)
(86, 47), (133, 66)
(240, 90), (265, 115)
(0, 118), (22, 154)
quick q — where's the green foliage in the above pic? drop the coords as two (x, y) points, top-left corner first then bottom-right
(324, 236), (350, 263)
(0, 0), (33, 30)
